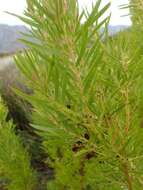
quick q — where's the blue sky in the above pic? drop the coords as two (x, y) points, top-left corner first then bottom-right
(0, 0), (131, 26)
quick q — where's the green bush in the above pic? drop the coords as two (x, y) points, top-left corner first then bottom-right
(0, 63), (49, 190)
(0, 97), (36, 190)
(2, 0), (143, 189)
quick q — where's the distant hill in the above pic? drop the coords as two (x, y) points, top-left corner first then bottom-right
(108, 25), (130, 36)
(0, 24), (130, 56)
(0, 25), (28, 55)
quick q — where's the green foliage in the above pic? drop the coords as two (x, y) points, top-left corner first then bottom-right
(10, 0), (143, 189)
(123, 0), (143, 53)
(0, 97), (36, 190)
(129, 0), (143, 25)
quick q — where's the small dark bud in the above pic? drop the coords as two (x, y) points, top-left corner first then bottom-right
(85, 151), (96, 160)
(66, 104), (71, 109)
(99, 160), (104, 164)
(72, 145), (79, 153)
(76, 141), (83, 145)
(84, 133), (90, 140)
(72, 141), (84, 153)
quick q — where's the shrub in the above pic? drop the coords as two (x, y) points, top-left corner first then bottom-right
(7, 0), (143, 189)
(0, 61), (49, 190)
(0, 97), (36, 190)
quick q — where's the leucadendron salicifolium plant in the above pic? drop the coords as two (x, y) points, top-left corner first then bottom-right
(12, 0), (143, 189)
